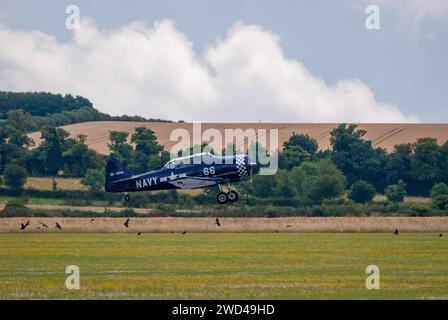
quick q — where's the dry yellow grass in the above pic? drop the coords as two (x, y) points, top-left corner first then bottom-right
(374, 195), (432, 203)
(28, 122), (448, 155)
(25, 177), (87, 191)
(1, 217), (447, 233)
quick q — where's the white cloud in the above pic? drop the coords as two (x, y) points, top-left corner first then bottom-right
(0, 19), (417, 123)
(366, 0), (448, 26)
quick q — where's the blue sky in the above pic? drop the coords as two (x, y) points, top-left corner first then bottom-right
(0, 0), (446, 122)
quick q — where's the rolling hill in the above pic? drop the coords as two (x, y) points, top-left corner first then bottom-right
(28, 121), (448, 155)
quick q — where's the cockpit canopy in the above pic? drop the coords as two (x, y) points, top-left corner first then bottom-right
(163, 152), (215, 169)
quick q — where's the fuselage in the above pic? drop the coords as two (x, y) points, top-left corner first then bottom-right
(105, 153), (253, 193)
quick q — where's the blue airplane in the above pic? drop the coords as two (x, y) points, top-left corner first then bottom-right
(105, 152), (256, 204)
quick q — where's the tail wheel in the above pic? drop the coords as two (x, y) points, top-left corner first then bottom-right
(227, 190), (238, 202)
(124, 194), (131, 202)
(217, 192), (228, 204)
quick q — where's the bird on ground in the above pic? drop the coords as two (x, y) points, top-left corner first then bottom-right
(137, 232), (142, 236)
(124, 219), (130, 228)
(55, 222), (62, 230)
(275, 230), (279, 233)
(394, 229), (399, 235)
(215, 218), (221, 227)
(440, 233), (443, 237)
(182, 231), (187, 234)
(39, 221), (48, 229)
(20, 221), (30, 230)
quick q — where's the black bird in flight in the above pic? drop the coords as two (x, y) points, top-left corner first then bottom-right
(394, 229), (399, 235)
(20, 220), (30, 230)
(137, 232), (142, 236)
(215, 218), (221, 227)
(90, 218), (95, 224)
(440, 233), (443, 237)
(182, 231), (187, 234)
(124, 218), (130, 228)
(286, 225), (291, 228)
(39, 221), (48, 229)
(55, 222), (62, 230)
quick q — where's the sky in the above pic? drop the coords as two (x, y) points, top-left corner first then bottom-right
(0, 0), (447, 123)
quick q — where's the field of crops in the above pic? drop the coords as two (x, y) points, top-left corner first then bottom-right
(0, 233), (447, 299)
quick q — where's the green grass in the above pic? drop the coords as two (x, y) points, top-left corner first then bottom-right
(0, 233), (447, 299)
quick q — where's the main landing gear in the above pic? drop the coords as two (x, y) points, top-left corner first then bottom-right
(217, 184), (239, 204)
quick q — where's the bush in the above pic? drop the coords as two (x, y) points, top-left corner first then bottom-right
(3, 162), (27, 190)
(263, 205), (278, 218)
(430, 183), (448, 198)
(385, 181), (407, 203)
(81, 169), (104, 192)
(152, 203), (176, 215)
(433, 194), (448, 210)
(348, 180), (376, 204)
(1, 199), (30, 217)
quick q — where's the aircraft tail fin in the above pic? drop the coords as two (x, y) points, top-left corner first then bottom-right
(105, 157), (133, 185)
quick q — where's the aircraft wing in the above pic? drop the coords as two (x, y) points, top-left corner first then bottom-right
(167, 176), (225, 189)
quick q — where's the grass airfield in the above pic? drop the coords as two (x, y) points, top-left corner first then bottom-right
(0, 233), (447, 299)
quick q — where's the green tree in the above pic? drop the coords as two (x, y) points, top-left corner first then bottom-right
(330, 124), (386, 190)
(385, 180), (407, 203)
(40, 127), (68, 176)
(273, 169), (297, 197)
(411, 138), (440, 195)
(430, 183), (448, 210)
(385, 143), (414, 189)
(292, 160), (346, 204)
(248, 174), (277, 198)
(129, 127), (163, 172)
(0, 110), (35, 173)
(430, 182), (448, 198)
(279, 133), (317, 170)
(348, 180), (376, 204)
(81, 168), (104, 192)
(62, 134), (103, 177)
(3, 162), (27, 190)
(108, 131), (133, 165)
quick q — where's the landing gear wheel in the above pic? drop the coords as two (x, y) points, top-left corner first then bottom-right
(227, 190), (238, 202)
(124, 194), (131, 202)
(217, 192), (228, 204)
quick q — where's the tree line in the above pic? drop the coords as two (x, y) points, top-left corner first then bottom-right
(2, 108), (448, 208)
(245, 124), (448, 207)
(0, 91), (173, 133)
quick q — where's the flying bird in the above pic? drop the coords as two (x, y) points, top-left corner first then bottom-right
(39, 221), (48, 229)
(90, 219), (95, 224)
(124, 219), (130, 228)
(137, 232), (142, 236)
(182, 231), (187, 234)
(215, 218), (221, 227)
(286, 225), (291, 228)
(440, 233), (443, 237)
(20, 221), (30, 230)
(55, 222), (62, 230)
(394, 229), (399, 235)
